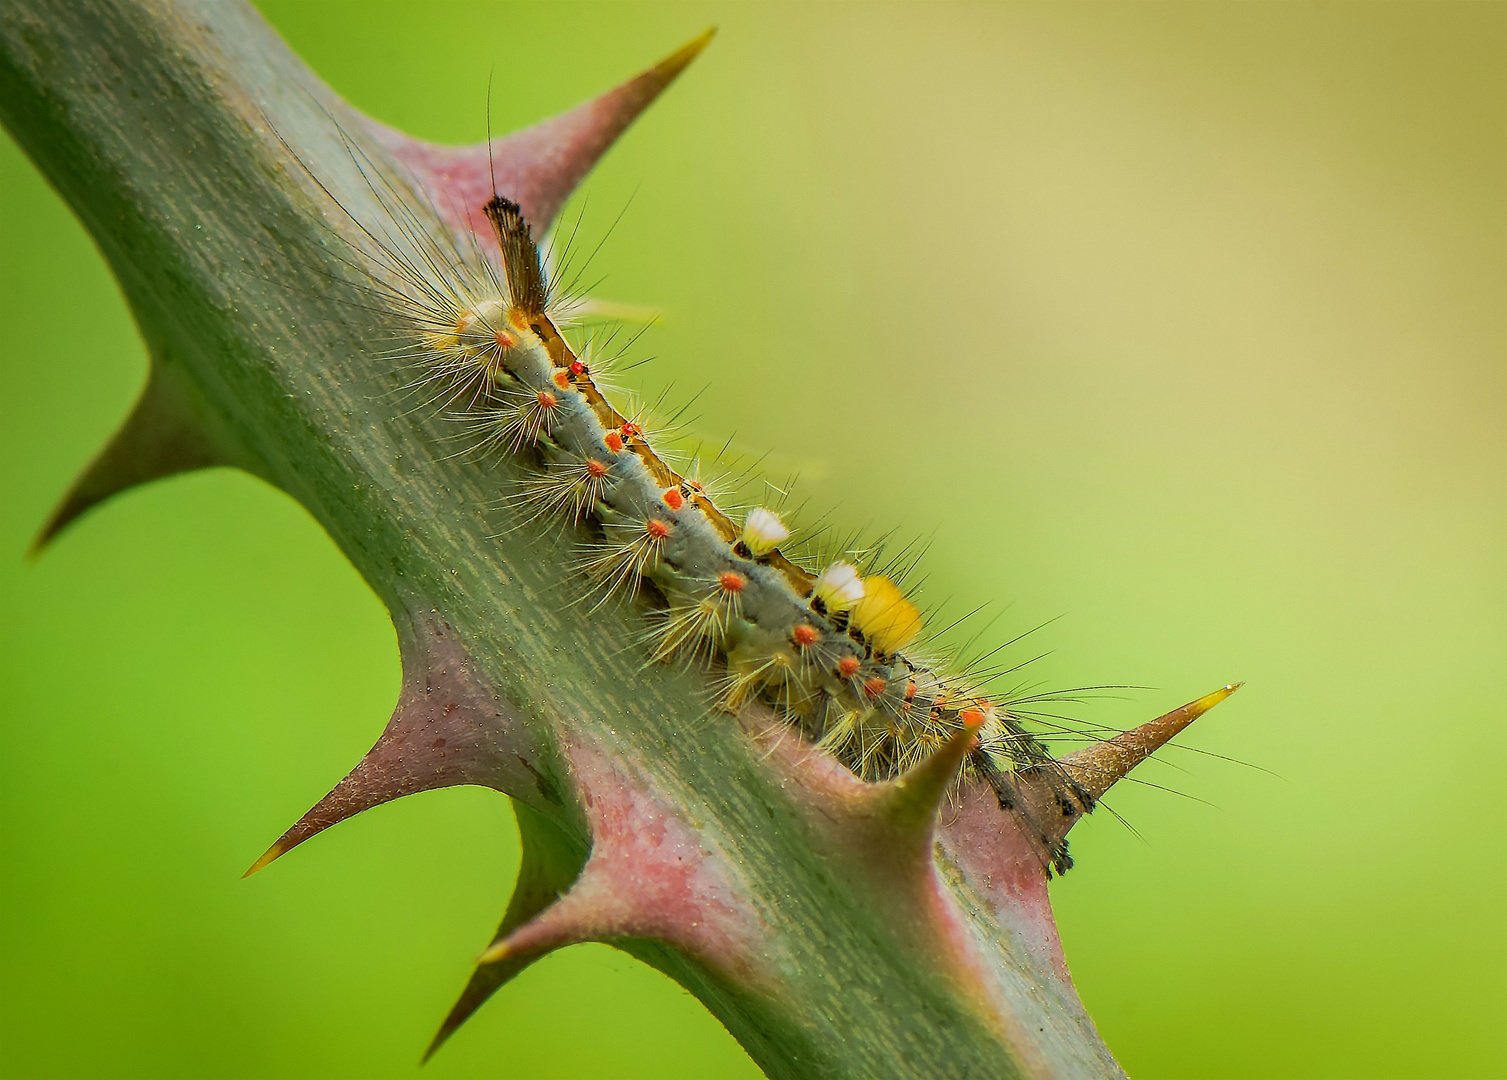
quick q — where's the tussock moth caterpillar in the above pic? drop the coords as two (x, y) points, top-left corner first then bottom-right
(290, 123), (1136, 879)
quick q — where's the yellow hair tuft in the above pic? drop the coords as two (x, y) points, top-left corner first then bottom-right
(850, 576), (922, 655)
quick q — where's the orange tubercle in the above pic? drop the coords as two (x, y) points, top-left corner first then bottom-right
(536, 390), (557, 408)
(837, 656), (861, 678)
(792, 624), (819, 648)
(586, 459), (609, 478)
(663, 487), (685, 511)
(645, 519), (671, 540)
(604, 431), (624, 453)
(717, 570), (746, 594)
(958, 707), (987, 732)
(863, 677), (887, 699)
(552, 370), (571, 390)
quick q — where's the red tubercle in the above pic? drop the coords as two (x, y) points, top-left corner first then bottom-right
(645, 519), (672, 541)
(604, 431), (624, 453)
(717, 571), (746, 594)
(863, 677), (887, 700)
(620, 422), (641, 440)
(552, 370), (571, 390)
(837, 656), (861, 679)
(662, 487), (685, 511)
(569, 360), (587, 377)
(536, 390), (558, 409)
(586, 459), (610, 478)
(792, 624), (819, 648)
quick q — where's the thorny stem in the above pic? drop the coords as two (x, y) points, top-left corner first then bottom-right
(0, 3), (1236, 1077)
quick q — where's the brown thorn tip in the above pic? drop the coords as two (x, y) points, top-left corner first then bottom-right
(241, 842), (284, 879)
(1065, 681), (1244, 802)
(29, 372), (227, 555)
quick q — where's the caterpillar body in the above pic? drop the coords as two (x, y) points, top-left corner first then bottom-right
(334, 154), (1097, 876)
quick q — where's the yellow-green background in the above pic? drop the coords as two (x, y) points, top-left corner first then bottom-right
(2, 3), (1502, 1077)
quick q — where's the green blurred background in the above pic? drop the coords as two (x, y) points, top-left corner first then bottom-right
(2, 2), (1502, 1077)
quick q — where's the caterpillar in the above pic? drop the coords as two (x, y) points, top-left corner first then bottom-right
(303, 131), (1110, 879)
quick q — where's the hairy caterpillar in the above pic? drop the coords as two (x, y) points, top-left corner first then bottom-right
(301, 133), (1116, 882)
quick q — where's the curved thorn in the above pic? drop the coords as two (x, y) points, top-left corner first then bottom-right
(471, 862), (611, 968)
(32, 367), (228, 554)
(1063, 683), (1243, 803)
(364, 27), (716, 242)
(868, 710), (985, 840)
(424, 805), (584, 1062)
(244, 614), (538, 876)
